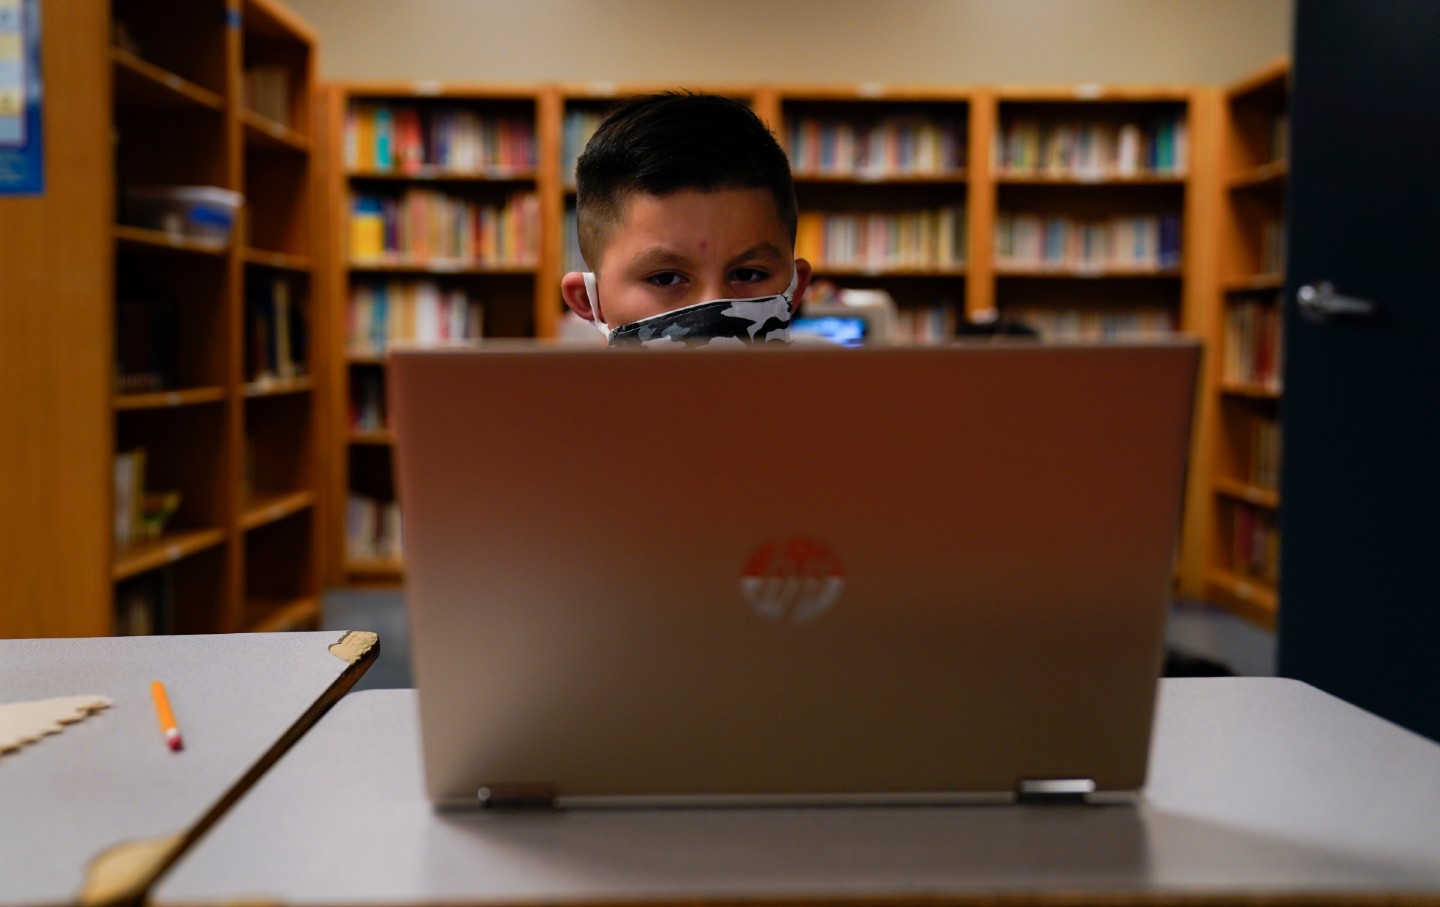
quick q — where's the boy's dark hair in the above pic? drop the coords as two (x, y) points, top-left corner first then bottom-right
(575, 92), (798, 271)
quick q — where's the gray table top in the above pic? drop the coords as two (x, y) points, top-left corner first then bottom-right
(0, 631), (377, 907)
(153, 677), (1440, 906)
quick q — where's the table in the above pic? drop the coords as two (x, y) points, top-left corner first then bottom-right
(0, 631), (378, 906)
(153, 678), (1440, 906)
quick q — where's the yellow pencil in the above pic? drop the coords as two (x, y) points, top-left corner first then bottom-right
(150, 680), (184, 752)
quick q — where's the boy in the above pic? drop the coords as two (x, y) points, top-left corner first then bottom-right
(560, 92), (813, 346)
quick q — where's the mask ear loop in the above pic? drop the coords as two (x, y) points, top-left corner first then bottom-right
(780, 265), (799, 310)
(582, 272), (609, 337)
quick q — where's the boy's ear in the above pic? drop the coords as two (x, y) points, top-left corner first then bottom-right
(560, 271), (601, 323)
(790, 258), (814, 314)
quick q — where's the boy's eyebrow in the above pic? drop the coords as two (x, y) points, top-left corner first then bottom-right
(724, 243), (786, 268)
(627, 242), (786, 272)
(627, 247), (697, 271)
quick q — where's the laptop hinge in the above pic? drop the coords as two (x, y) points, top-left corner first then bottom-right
(477, 784), (557, 809)
(1015, 778), (1097, 804)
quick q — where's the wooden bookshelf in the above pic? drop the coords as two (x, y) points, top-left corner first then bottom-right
(236, 0), (323, 633)
(977, 86), (1205, 343)
(0, 0), (322, 639)
(773, 86), (974, 343)
(320, 82), (553, 586)
(305, 80), (1245, 594)
(1197, 58), (1290, 629)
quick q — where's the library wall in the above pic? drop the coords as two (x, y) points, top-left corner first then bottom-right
(289, 0), (1291, 86)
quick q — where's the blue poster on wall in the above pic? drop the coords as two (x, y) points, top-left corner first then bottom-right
(0, 0), (42, 196)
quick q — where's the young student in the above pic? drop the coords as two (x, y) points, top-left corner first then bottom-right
(560, 92), (813, 346)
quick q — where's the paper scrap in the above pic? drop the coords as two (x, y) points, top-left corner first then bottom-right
(328, 629), (379, 664)
(0, 695), (111, 755)
(80, 832), (184, 906)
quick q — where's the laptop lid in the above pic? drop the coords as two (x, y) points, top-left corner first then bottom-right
(390, 342), (1200, 808)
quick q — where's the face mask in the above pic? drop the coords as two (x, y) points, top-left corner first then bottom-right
(583, 268), (798, 347)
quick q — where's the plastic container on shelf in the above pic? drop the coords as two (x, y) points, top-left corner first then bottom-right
(120, 186), (244, 244)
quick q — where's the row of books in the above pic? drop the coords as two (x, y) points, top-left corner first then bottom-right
(114, 448), (182, 550)
(246, 277), (307, 386)
(347, 280), (485, 356)
(1270, 113), (1290, 164)
(1004, 306), (1177, 341)
(1231, 503), (1280, 584)
(994, 212), (1181, 271)
(116, 295), (177, 394)
(893, 304), (959, 343)
(1259, 219), (1286, 275)
(1247, 414), (1282, 492)
(787, 115), (967, 178)
(115, 568), (174, 636)
(563, 207), (585, 273)
(795, 207), (967, 271)
(1223, 297), (1284, 389)
(562, 107), (607, 182)
(350, 369), (387, 433)
(243, 65), (293, 127)
(995, 114), (1188, 177)
(349, 190), (541, 265)
(345, 102), (537, 174)
(347, 495), (403, 562)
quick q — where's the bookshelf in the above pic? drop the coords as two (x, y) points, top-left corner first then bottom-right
(320, 83), (555, 586)
(774, 86), (975, 343)
(977, 86), (1205, 342)
(0, 0), (321, 639)
(315, 81), (1236, 590)
(1201, 59), (1290, 628)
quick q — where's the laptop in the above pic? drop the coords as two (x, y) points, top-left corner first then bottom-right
(390, 341), (1200, 809)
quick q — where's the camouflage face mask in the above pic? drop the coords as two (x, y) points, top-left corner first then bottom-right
(583, 269), (797, 348)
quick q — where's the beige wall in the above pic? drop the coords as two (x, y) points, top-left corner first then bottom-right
(289, 0), (1292, 87)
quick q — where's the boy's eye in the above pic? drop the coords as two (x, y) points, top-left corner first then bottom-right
(732, 267), (768, 283)
(646, 271), (686, 288)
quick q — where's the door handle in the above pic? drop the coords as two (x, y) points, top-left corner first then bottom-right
(1297, 281), (1379, 323)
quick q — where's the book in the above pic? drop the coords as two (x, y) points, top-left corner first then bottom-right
(350, 369), (387, 433)
(115, 295), (177, 393)
(346, 101), (537, 175)
(347, 189), (541, 265)
(346, 494), (403, 561)
(114, 448), (146, 550)
(795, 206), (966, 271)
(1232, 503), (1280, 584)
(996, 110), (1188, 178)
(995, 212), (1181, 272)
(1223, 295), (1284, 389)
(347, 279), (483, 355)
(243, 65), (292, 125)
(1250, 414), (1282, 491)
(788, 113), (966, 178)
(246, 276), (307, 384)
(114, 568), (175, 636)
(1002, 306), (1176, 341)
(893, 303), (958, 343)
(563, 107), (608, 184)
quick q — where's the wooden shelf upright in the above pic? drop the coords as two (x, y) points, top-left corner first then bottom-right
(1197, 59), (1291, 629)
(0, 0), (322, 639)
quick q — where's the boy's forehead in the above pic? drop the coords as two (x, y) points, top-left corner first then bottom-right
(608, 187), (788, 254)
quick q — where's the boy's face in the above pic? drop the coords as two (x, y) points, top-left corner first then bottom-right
(561, 187), (811, 332)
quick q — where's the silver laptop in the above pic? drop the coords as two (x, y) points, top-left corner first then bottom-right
(390, 341), (1199, 809)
